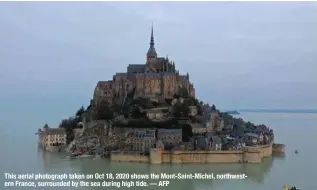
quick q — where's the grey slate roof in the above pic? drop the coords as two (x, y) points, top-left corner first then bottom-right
(195, 137), (207, 149)
(158, 129), (181, 134)
(211, 136), (222, 144)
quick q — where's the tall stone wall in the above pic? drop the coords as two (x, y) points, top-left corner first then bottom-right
(167, 150), (244, 163)
(110, 144), (273, 164)
(150, 148), (162, 164)
(111, 151), (149, 163)
(272, 143), (285, 154)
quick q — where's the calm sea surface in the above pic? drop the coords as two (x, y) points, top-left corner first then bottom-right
(1, 113), (316, 190)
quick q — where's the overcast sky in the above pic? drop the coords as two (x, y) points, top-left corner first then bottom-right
(0, 2), (316, 128)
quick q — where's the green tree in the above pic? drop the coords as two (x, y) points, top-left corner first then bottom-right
(58, 116), (79, 144)
(130, 97), (154, 109)
(75, 106), (85, 121)
(131, 107), (145, 118)
(221, 112), (233, 126)
(173, 102), (190, 117)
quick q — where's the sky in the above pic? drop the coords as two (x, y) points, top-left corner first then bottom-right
(0, 2), (316, 129)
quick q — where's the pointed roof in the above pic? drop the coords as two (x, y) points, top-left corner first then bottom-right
(147, 23), (157, 57)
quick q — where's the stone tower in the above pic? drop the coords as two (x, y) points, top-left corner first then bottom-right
(146, 24), (157, 61)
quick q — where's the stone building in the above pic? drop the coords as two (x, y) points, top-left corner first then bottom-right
(210, 136), (222, 150)
(93, 25), (195, 105)
(37, 125), (67, 151)
(131, 129), (156, 152)
(144, 107), (169, 121)
(191, 123), (207, 134)
(157, 129), (182, 146)
(192, 135), (209, 150)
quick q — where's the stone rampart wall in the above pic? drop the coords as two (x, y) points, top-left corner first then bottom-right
(110, 144), (273, 164)
(272, 143), (285, 154)
(110, 151), (149, 163)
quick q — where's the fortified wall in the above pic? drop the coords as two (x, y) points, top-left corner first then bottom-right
(272, 143), (285, 155)
(110, 144), (273, 164)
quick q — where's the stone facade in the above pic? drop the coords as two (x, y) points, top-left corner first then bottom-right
(145, 108), (167, 121)
(131, 129), (156, 152)
(92, 26), (195, 105)
(38, 127), (67, 152)
(157, 129), (182, 146)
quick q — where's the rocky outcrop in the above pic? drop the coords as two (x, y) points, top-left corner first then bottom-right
(67, 119), (131, 156)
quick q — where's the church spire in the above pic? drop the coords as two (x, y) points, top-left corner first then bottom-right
(150, 23), (154, 47)
(147, 23), (157, 61)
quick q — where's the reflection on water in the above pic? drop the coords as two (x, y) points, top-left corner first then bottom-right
(40, 150), (280, 190)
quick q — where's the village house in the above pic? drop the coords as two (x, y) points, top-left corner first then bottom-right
(191, 123), (207, 134)
(234, 138), (246, 150)
(37, 125), (67, 151)
(183, 141), (194, 150)
(131, 129), (156, 153)
(144, 107), (168, 121)
(192, 135), (209, 150)
(210, 136), (222, 151)
(157, 129), (182, 146)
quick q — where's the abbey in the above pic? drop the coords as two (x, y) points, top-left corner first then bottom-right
(93, 25), (195, 105)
